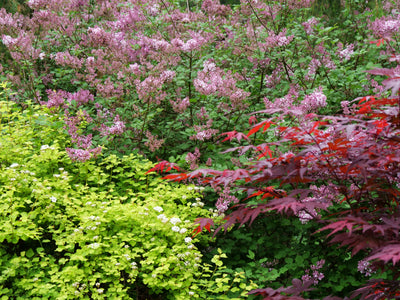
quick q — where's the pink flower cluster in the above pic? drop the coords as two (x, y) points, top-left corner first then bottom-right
(190, 107), (219, 141)
(194, 60), (250, 110)
(305, 43), (336, 80)
(216, 186), (239, 214)
(264, 85), (299, 110)
(370, 15), (400, 39)
(260, 29), (294, 50)
(2, 32), (41, 61)
(144, 131), (165, 152)
(44, 89), (94, 109)
(135, 70), (176, 104)
(357, 260), (375, 277)
(66, 147), (102, 162)
(99, 115), (126, 136)
(336, 43), (354, 61)
(170, 96), (190, 113)
(302, 259), (325, 285)
(186, 148), (201, 170)
(300, 86), (327, 112)
(302, 17), (319, 35)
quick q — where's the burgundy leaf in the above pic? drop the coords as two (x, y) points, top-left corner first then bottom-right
(367, 244), (400, 265)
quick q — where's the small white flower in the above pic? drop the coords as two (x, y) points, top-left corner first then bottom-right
(153, 206), (163, 212)
(88, 243), (100, 249)
(124, 254), (131, 261)
(157, 214), (169, 223)
(124, 245), (129, 248)
(93, 236), (99, 240)
(188, 245), (194, 249)
(184, 237), (192, 243)
(170, 217), (181, 225)
(59, 168), (64, 171)
(197, 202), (204, 207)
(189, 291), (194, 296)
(97, 288), (104, 294)
(115, 262), (120, 266)
(33, 277), (38, 282)
(39, 52), (45, 60)
(187, 187), (193, 191)
(53, 174), (60, 178)
(50, 196), (57, 203)
(179, 228), (187, 234)
(40, 145), (50, 151)
(182, 195), (187, 199)
(152, 274), (157, 278)
(171, 226), (180, 232)
(195, 197), (201, 201)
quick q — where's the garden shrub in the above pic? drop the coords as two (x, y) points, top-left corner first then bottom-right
(0, 84), (257, 299)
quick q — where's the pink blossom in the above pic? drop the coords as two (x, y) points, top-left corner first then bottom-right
(300, 87), (327, 112)
(370, 16), (400, 39)
(66, 147), (102, 162)
(302, 17), (318, 35)
(216, 187), (239, 213)
(302, 259), (325, 285)
(337, 43), (354, 61)
(99, 115), (125, 136)
(358, 260), (375, 276)
(144, 131), (165, 152)
(170, 97), (190, 113)
(186, 148), (201, 170)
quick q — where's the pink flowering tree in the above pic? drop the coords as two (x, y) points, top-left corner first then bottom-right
(0, 0), (382, 163)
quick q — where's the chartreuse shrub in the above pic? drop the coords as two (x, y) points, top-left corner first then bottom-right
(0, 87), (257, 299)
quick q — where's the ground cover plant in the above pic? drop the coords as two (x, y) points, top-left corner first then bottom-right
(0, 86), (257, 299)
(1, 0), (400, 299)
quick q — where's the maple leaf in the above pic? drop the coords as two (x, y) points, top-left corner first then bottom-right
(219, 130), (250, 143)
(367, 244), (400, 265)
(192, 218), (214, 237)
(369, 38), (385, 47)
(162, 173), (189, 181)
(382, 77), (400, 97)
(366, 67), (400, 97)
(146, 160), (184, 174)
(247, 120), (273, 137)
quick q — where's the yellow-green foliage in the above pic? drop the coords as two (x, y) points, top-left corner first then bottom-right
(0, 83), (257, 299)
